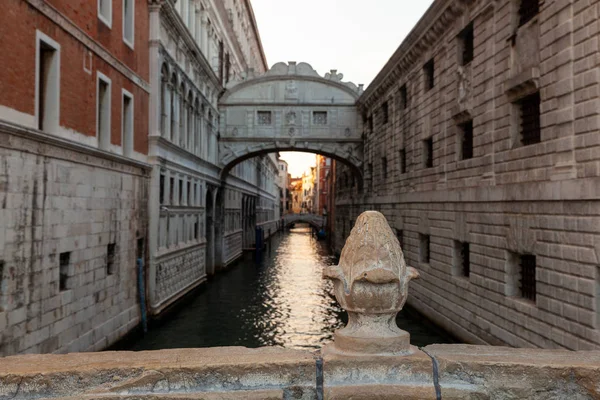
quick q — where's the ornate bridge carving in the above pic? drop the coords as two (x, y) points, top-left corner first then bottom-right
(218, 62), (364, 179)
(283, 213), (326, 229)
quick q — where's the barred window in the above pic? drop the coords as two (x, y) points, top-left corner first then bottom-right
(520, 254), (536, 302)
(424, 59), (435, 91)
(460, 120), (474, 160)
(459, 22), (474, 66)
(382, 102), (389, 124)
(455, 241), (470, 277)
(519, 92), (541, 146)
(424, 137), (433, 168)
(107, 243), (116, 275)
(518, 0), (539, 27)
(399, 148), (406, 174)
(313, 111), (327, 125)
(257, 111), (272, 125)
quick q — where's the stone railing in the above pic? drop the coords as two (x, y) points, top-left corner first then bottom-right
(1, 212), (599, 399)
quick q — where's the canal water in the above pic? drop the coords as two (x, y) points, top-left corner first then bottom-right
(127, 225), (455, 351)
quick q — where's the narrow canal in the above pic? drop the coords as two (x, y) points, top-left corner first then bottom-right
(127, 224), (455, 351)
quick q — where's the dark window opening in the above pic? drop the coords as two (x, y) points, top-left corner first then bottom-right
(459, 23), (474, 66)
(400, 85), (408, 110)
(218, 40), (224, 83)
(520, 254), (536, 302)
(399, 148), (407, 174)
(187, 181), (192, 205)
(519, 92), (541, 146)
(382, 157), (388, 179)
(458, 242), (470, 277)
(420, 234), (430, 263)
(368, 115), (373, 132)
(424, 59), (435, 91)
(382, 102), (389, 124)
(424, 137), (434, 168)
(38, 43), (56, 131)
(519, 0), (539, 27)
(169, 177), (175, 205)
(396, 229), (404, 250)
(137, 238), (145, 261)
(460, 120), (474, 160)
(178, 179), (183, 204)
(159, 174), (165, 205)
(59, 252), (70, 291)
(107, 243), (116, 275)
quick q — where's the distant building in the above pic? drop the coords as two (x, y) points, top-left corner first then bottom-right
(315, 155), (332, 216)
(290, 178), (303, 214)
(277, 158), (290, 216)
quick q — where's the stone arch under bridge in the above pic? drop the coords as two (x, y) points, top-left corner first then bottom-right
(218, 62), (364, 179)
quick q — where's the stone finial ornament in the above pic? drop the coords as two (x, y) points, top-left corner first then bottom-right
(323, 211), (419, 356)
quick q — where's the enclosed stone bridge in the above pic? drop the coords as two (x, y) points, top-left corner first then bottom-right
(283, 213), (325, 229)
(218, 62), (364, 180)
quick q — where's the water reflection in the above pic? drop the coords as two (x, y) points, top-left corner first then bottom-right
(127, 224), (453, 351)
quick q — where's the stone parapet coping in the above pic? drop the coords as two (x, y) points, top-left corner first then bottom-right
(0, 345), (599, 399)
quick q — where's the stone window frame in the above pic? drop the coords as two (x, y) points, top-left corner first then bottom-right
(509, 90), (542, 149)
(35, 30), (61, 134)
(98, 0), (112, 29)
(121, 89), (134, 157)
(399, 85), (408, 111)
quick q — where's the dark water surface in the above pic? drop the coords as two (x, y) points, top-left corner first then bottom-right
(127, 225), (455, 351)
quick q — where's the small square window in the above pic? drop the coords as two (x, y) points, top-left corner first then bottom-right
(382, 102), (389, 125)
(420, 234), (430, 264)
(423, 137), (433, 168)
(107, 243), (116, 275)
(399, 148), (407, 174)
(313, 111), (328, 125)
(459, 23), (474, 66)
(424, 59), (435, 91)
(454, 241), (470, 277)
(257, 111), (272, 125)
(518, 92), (541, 146)
(518, 0), (539, 27)
(459, 120), (474, 160)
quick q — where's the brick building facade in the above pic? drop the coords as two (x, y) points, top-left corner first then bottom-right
(335, 0), (600, 350)
(0, 0), (150, 355)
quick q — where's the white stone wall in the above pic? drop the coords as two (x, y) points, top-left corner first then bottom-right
(0, 125), (148, 356)
(337, 0), (600, 350)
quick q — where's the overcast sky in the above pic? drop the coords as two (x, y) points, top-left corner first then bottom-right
(250, 0), (435, 177)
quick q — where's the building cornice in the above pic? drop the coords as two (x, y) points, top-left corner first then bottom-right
(244, 0), (269, 71)
(358, 0), (477, 110)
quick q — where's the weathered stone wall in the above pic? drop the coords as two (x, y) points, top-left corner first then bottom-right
(0, 345), (598, 399)
(0, 123), (149, 356)
(336, 0), (600, 350)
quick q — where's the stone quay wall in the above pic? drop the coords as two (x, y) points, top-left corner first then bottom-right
(0, 345), (598, 399)
(334, 0), (600, 350)
(0, 122), (150, 356)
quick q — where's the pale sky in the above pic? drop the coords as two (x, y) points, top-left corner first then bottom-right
(251, 0), (436, 177)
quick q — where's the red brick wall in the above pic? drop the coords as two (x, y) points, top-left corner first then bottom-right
(0, 0), (149, 155)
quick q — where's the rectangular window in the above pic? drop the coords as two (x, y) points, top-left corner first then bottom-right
(193, 183), (198, 206)
(313, 111), (328, 125)
(368, 115), (373, 132)
(423, 137), (433, 168)
(382, 157), (388, 179)
(257, 111), (272, 125)
(106, 243), (116, 275)
(424, 59), (435, 91)
(460, 120), (474, 160)
(519, 92), (541, 146)
(179, 178), (184, 204)
(122, 90), (134, 157)
(399, 148), (407, 174)
(122, 0), (134, 47)
(420, 234), (430, 264)
(169, 177), (175, 205)
(519, 254), (536, 302)
(59, 252), (70, 291)
(519, 0), (539, 27)
(382, 102), (389, 125)
(454, 241), (470, 277)
(36, 32), (60, 133)
(98, 0), (112, 28)
(459, 23), (474, 66)
(159, 174), (165, 205)
(97, 73), (112, 150)
(187, 181), (192, 205)
(400, 85), (408, 110)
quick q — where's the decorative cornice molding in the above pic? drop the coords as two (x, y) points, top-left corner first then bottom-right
(26, 0), (150, 93)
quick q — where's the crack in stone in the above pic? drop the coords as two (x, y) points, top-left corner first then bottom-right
(421, 347), (442, 400)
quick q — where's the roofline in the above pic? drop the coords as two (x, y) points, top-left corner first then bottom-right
(244, 0), (269, 71)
